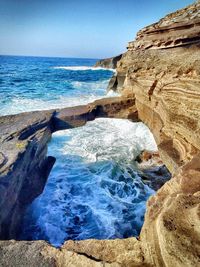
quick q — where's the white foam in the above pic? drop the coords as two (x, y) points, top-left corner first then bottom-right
(0, 80), (121, 116)
(70, 79), (110, 91)
(21, 118), (157, 246)
(53, 119), (157, 162)
(106, 90), (120, 97)
(53, 66), (116, 72)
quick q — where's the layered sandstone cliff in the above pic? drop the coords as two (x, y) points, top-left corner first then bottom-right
(110, 0), (200, 175)
(0, 1), (200, 267)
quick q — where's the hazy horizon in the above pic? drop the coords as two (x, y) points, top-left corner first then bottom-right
(0, 0), (194, 59)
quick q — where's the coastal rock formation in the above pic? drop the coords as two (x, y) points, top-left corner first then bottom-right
(135, 150), (171, 191)
(0, 96), (137, 240)
(0, 111), (55, 239)
(0, 1), (200, 267)
(94, 54), (122, 69)
(110, 1), (200, 175)
(128, 0), (200, 50)
(106, 1), (200, 266)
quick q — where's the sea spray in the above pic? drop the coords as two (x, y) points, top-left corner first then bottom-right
(20, 119), (157, 247)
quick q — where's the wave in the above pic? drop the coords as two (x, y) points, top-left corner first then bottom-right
(71, 79), (109, 91)
(0, 79), (119, 116)
(53, 66), (116, 72)
(20, 119), (157, 247)
(0, 95), (102, 115)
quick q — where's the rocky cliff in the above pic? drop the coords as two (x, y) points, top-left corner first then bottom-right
(107, 1), (200, 266)
(110, 0), (200, 175)
(94, 54), (122, 69)
(0, 1), (200, 267)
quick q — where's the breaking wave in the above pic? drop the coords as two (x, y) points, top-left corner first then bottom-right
(21, 119), (157, 247)
(53, 66), (116, 72)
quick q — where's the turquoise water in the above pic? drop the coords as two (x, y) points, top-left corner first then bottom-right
(0, 55), (157, 247)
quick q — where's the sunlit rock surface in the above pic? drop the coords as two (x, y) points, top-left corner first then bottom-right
(0, 1), (200, 266)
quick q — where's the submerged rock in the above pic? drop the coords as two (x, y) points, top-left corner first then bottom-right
(135, 150), (171, 191)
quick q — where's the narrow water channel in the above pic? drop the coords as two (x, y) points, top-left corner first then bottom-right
(20, 118), (157, 247)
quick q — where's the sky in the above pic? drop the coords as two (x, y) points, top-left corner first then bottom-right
(0, 0), (195, 58)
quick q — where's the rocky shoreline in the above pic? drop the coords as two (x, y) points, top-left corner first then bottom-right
(0, 1), (200, 266)
(0, 96), (136, 241)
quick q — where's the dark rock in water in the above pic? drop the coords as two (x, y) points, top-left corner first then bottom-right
(135, 150), (162, 165)
(135, 150), (171, 191)
(141, 165), (171, 191)
(94, 54), (122, 69)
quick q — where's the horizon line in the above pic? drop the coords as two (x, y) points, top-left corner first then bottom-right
(0, 54), (102, 60)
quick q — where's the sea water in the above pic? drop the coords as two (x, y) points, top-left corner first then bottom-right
(0, 55), (157, 247)
(0, 55), (115, 114)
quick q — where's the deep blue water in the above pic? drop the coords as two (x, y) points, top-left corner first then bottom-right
(0, 55), (114, 115)
(0, 55), (156, 247)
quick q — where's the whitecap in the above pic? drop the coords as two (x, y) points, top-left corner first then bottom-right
(0, 79), (120, 116)
(0, 95), (103, 115)
(53, 66), (116, 72)
(71, 79), (110, 91)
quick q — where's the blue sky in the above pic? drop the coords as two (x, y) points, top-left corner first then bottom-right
(0, 0), (194, 58)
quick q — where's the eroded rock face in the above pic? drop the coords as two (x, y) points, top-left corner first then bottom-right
(116, 45), (200, 174)
(110, 0), (200, 174)
(0, 1), (200, 267)
(128, 1), (200, 50)
(140, 155), (200, 267)
(94, 54), (122, 69)
(135, 150), (171, 191)
(104, 1), (200, 266)
(0, 111), (55, 239)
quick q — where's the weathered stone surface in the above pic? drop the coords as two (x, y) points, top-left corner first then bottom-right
(54, 96), (138, 131)
(111, 42), (200, 175)
(128, 1), (200, 50)
(1, 1), (200, 267)
(0, 111), (55, 239)
(105, 1), (200, 266)
(94, 54), (122, 69)
(0, 238), (147, 267)
(140, 156), (200, 267)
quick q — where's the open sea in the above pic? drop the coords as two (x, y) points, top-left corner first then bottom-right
(0, 55), (157, 247)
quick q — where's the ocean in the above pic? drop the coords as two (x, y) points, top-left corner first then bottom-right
(0, 55), (157, 247)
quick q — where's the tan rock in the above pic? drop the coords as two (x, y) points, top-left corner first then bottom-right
(1, 1), (200, 267)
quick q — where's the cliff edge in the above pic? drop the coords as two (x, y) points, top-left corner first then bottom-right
(94, 54), (122, 69)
